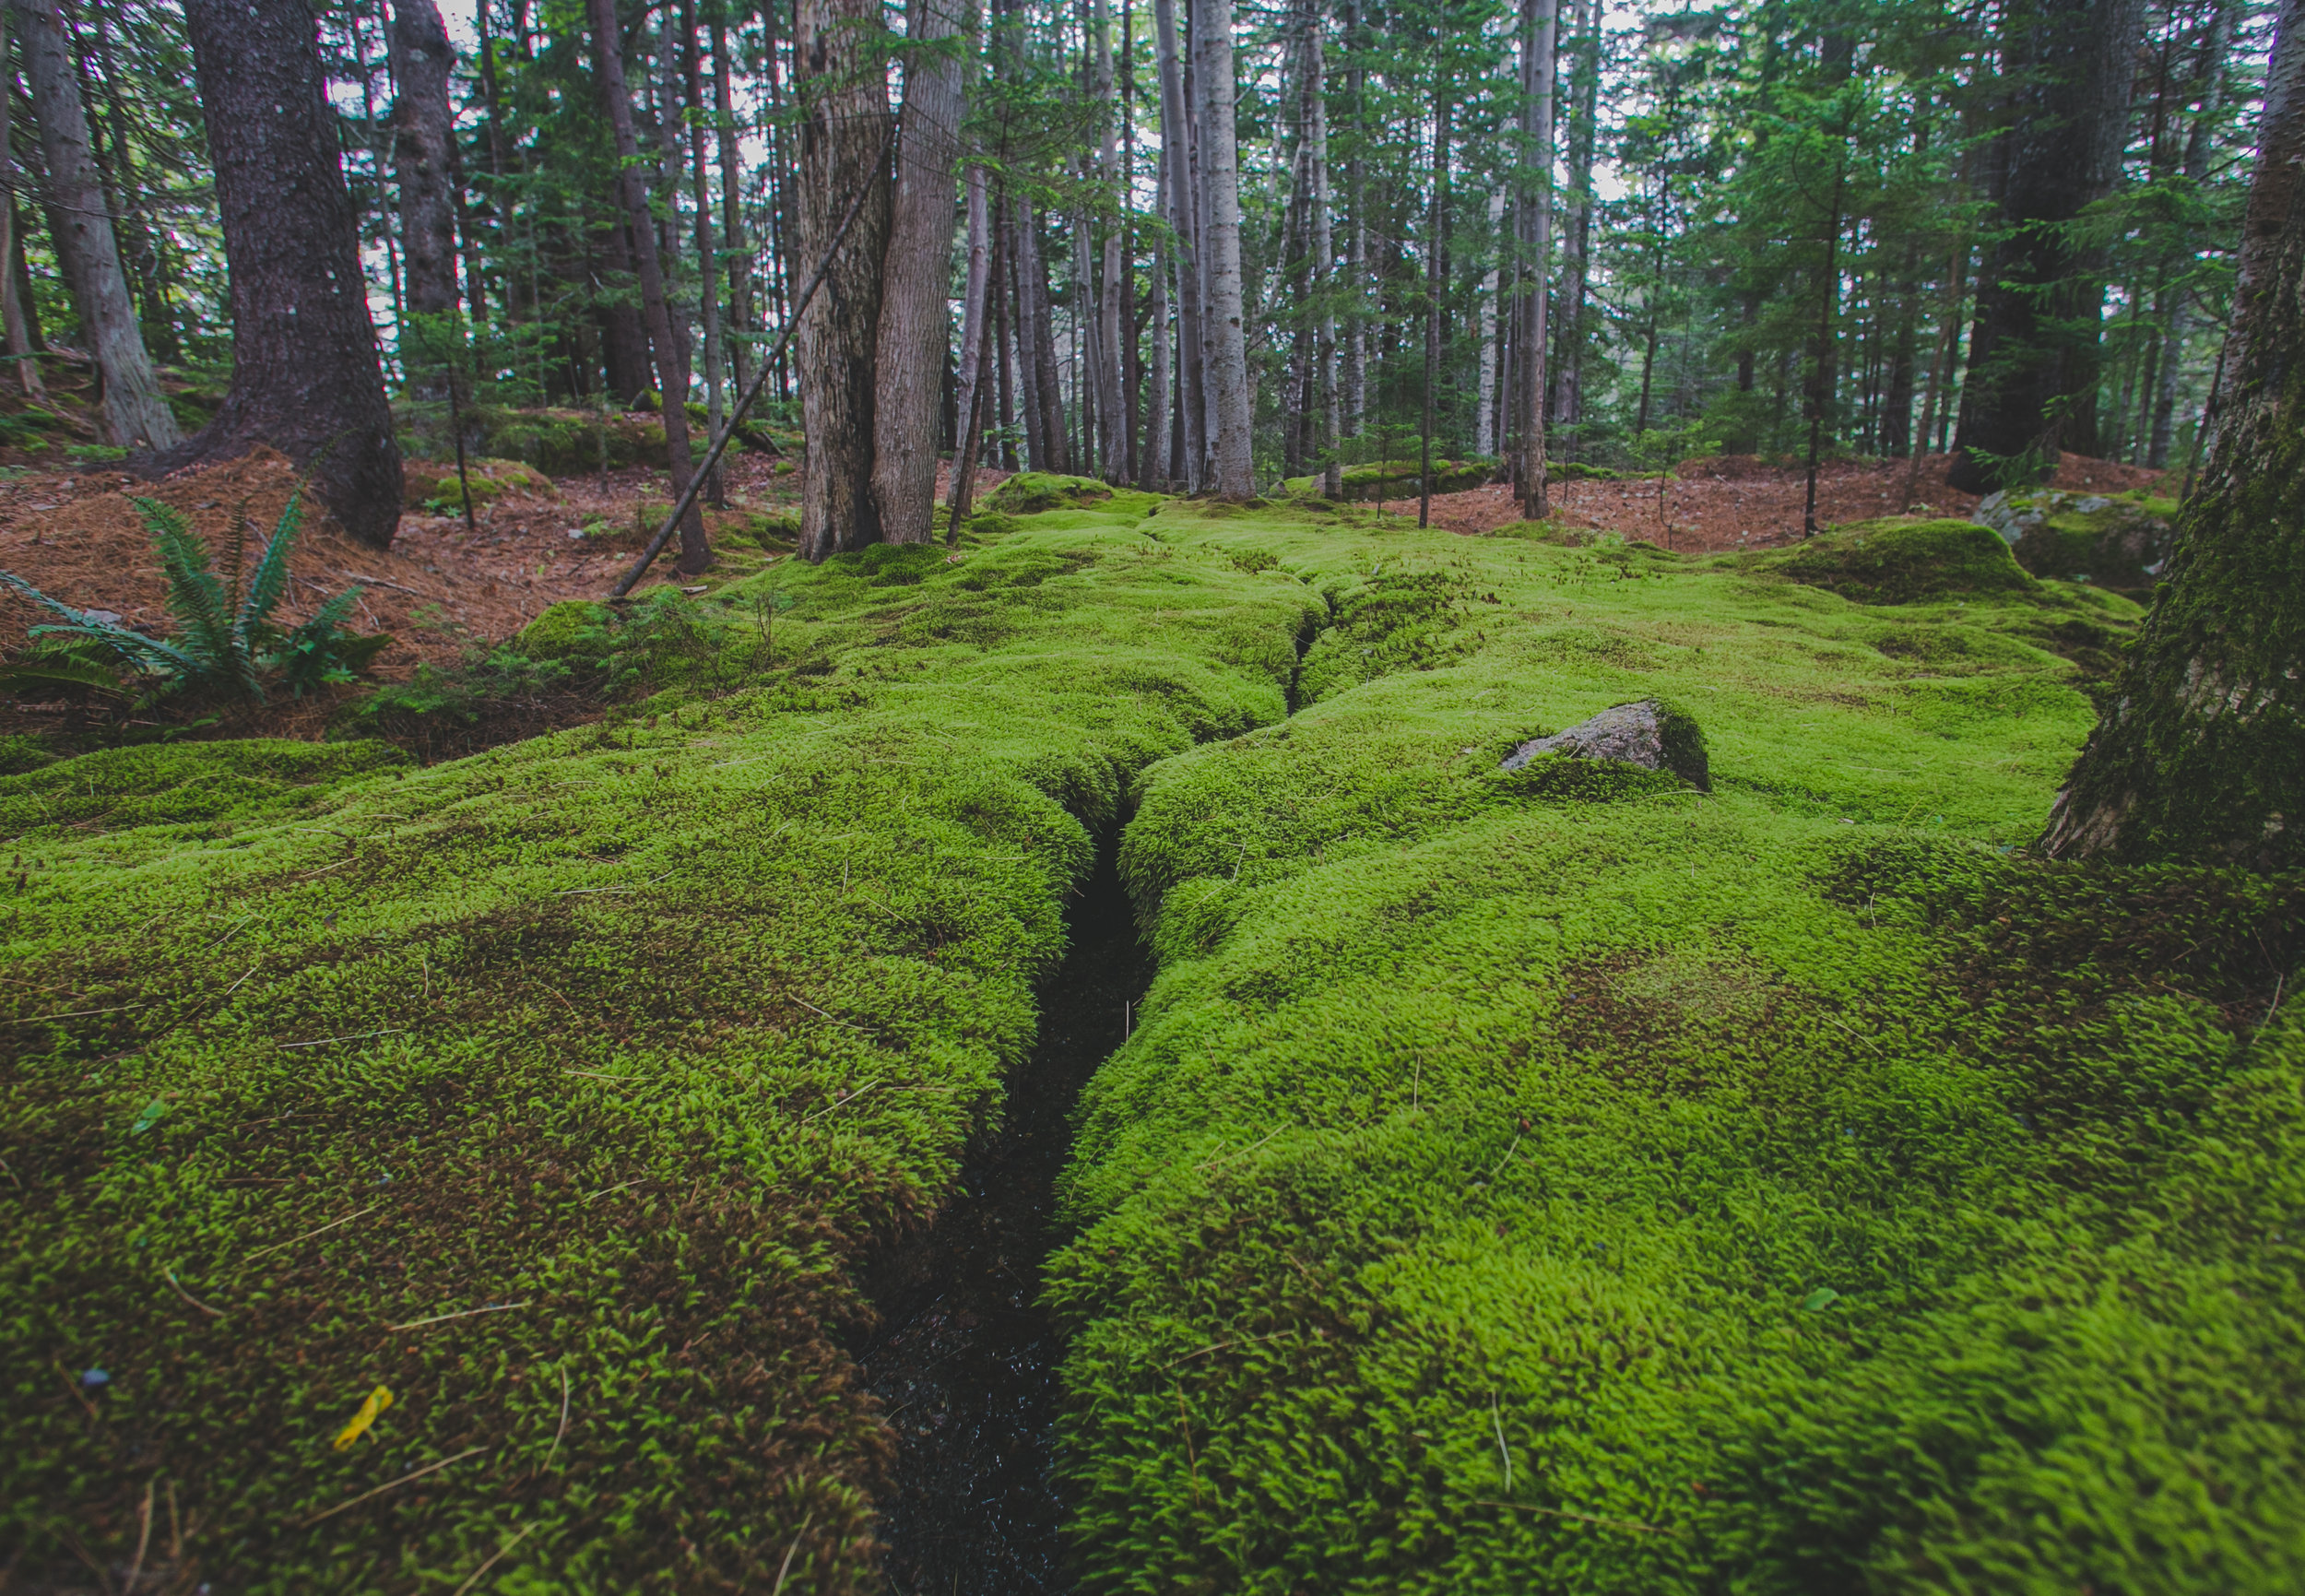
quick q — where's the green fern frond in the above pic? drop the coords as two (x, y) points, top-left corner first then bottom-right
(241, 488), (301, 637)
(134, 497), (233, 668)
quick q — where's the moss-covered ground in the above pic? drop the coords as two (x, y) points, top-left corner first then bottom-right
(6, 491), (2298, 1591)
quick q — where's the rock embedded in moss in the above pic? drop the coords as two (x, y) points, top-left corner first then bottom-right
(1498, 697), (1710, 790)
(1972, 489), (2174, 592)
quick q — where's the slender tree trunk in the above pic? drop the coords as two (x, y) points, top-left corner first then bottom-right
(1339, 0), (1365, 440)
(1008, 202), (1048, 469)
(1153, 0), (1204, 489)
(1191, 0), (1253, 494)
(156, 0), (398, 543)
(1476, 189), (1503, 459)
(0, 5), (46, 399)
(1948, 0), (2149, 491)
(947, 163), (993, 536)
(870, 0), (966, 543)
(710, 9), (753, 394)
(588, 0), (711, 573)
(1023, 204), (1069, 473)
(12, 0), (178, 448)
(680, 0), (727, 508)
(1147, 141), (1173, 485)
(1420, 82), (1443, 529)
(1093, 0), (1127, 481)
(2043, 0), (2304, 868)
(1804, 148), (1848, 538)
(1305, 5), (1339, 498)
(995, 200), (1017, 468)
(85, 0), (178, 363)
(1516, 0), (1556, 518)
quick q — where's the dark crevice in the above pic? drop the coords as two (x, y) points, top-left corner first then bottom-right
(1285, 598), (1328, 716)
(857, 839), (1149, 1596)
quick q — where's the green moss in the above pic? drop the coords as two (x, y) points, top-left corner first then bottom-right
(514, 599), (619, 663)
(985, 472), (1115, 514)
(1031, 502), (2299, 1595)
(0, 739), (410, 839)
(8, 486), (2292, 1592)
(0, 732), (60, 776)
(401, 456), (557, 514)
(1753, 515), (2039, 604)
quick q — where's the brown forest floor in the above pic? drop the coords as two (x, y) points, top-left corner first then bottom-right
(0, 362), (2161, 749)
(1404, 450), (2173, 550)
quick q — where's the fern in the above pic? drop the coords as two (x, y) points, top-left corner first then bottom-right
(0, 488), (388, 703)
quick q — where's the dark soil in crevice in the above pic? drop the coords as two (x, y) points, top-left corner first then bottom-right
(856, 840), (1148, 1596)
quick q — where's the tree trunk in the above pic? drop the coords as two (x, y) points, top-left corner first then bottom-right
(710, 11), (753, 393)
(1190, 0), (1253, 495)
(871, 0), (966, 543)
(1339, 0), (1365, 441)
(1021, 204), (1069, 473)
(1153, 0), (1204, 490)
(389, 0), (459, 395)
(1420, 84), (1443, 529)
(794, 0), (892, 559)
(11, 0), (178, 448)
(680, 0), (727, 509)
(156, 0), (396, 544)
(1147, 141), (1173, 485)
(2043, 0), (2304, 869)
(947, 163), (993, 536)
(0, 4), (46, 399)
(1008, 203), (1047, 470)
(1946, 0), (2148, 491)
(588, 0), (710, 573)
(1304, 5), (1339, 499)
(1516, 0), (1556, 518)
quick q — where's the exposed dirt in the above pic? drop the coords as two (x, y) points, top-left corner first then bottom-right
(855, 844), (1146, 1596)
(1406, 451), (2175, 550)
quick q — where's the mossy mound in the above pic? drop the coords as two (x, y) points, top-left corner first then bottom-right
(985, 472), (1115, 514)
(400, 455), (558, 514)
(7, 487), (2294, 1592)
(2, 514), (1317, 1589)
(1286, 457), (1495, 501)
(1972, 488), (2176, 593)
(1753, 515), (2039, 604)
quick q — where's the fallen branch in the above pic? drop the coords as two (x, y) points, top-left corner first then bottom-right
(385, 1301), (531, 1333)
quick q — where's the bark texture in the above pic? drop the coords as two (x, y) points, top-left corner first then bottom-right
(2042, 0), (2305, 869)
(1515, 0), (1556, 518)
(1947, 0), (2147, 491)
(390, 0), (460, 325)
(160, 0), (398, 545)
(870, 0), (967, 544)
(794, 0), (892, 559)
(0, 4), (47, 398)
(12, 0), (178, 449)
(1190, 0), (1252, 495)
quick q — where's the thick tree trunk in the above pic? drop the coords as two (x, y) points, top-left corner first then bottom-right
(158, 0), (396, 545)
(1515, 0), (1556, 518)
(0, 5), (46, 399)
(588, 0), (710, 573)
(794, 0), (893, 559)
(1190, 0), (1253, 495)
(871, 0), (966, 544)
(12, 0), (178, 449)
(1947, 0), (2148, 491)
(2042, 0), (2304, 869)
(390, 0), (458, 327)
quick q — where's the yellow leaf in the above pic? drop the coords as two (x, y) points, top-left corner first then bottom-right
(331, 1385), (394, 1451)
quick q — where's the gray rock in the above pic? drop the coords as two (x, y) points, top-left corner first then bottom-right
(1970, 488), (2173, 591)
(1499, 698), (1709, 790)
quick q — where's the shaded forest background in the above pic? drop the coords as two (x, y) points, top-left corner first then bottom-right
(0, 0), (2276, 523)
